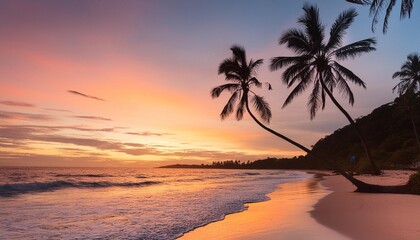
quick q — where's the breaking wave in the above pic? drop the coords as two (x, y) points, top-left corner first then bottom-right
(0, 180), (161, 197)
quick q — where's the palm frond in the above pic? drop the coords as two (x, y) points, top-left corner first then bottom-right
(251, 94), (272, 123)
(333, 38), (376, 60)
(346, 0), (372, 4)
(323, 68), (336, 92)
(236, 93), (247, 121)
(211, 83), (241, 98)
(218, 58), (240, 75)
(270, 56), (309, 71)
(392, 80), (411, 95)
(401, 0), (414, 18)
(308, 79), (322, 119)
(282, 64), (314, 87)
(224, 73), (242, 82)
(249, 59), (264, 73)
(370, 0), (386, 32)
(325, 8), (357, 52)
(249, 77), (262, 88)
(220, 91), (239, 120)
(230, 45), (247, 68)
(382, 0), (397, 33)
(392, 70), (410, 79)
(335, 70), (356, 105)
(279, 29), (310, 54)
(298, 4), (325, 51)
(321, 87), (326, 109)
(332, 62), (366, 88)
(283, 78), (312, 108)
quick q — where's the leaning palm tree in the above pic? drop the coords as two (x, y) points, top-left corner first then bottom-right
(270, 4), (381, 175)
(213, 44), (368, 187)
(346, 0), (415, 33)
(392, 53), (420, 152)
(214, 45), (417, 193)
(212, 45), (309, 151)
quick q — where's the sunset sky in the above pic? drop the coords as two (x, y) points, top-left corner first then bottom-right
(1, 0), (419, 167)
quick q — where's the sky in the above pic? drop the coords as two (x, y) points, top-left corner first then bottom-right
(0, 0), (419, 167)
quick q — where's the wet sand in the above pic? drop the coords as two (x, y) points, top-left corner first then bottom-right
(179, 175), (349, 240)
(312, 171), (420, 240)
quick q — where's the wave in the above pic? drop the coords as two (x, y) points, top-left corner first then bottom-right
(136, 175), (148, 179)
(54, 174), (113, 178)
(0, 180), (161, 197)
(241, 172), (261, 176)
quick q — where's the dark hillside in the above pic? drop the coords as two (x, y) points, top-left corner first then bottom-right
(308, 98), (419, 170)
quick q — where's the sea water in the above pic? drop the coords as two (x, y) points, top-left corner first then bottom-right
(0, 167), (312, 240)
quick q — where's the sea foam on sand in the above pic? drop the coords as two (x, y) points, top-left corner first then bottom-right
(180, 170), (420, 240)
(179, 175), (349, 240)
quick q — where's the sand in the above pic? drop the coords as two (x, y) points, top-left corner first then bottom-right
(179, 175), (349, 240)
(312, 170), (420, 240)
(179, 170), (420, 240)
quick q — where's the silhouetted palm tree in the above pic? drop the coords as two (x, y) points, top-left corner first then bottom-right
(347, 0), (415, 33)
(392, 53), (420, 152)
(213, 45), (416, 193)
(212, 45), (310, 151)
(393, 53), (420, 95)
(213, 44), (369, 186)
(270, 4), (381, 175)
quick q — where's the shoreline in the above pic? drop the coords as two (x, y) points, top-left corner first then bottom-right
(179, 170), (419, 240)
(312, 170), (420, 240)
(178, 172), (348, 240)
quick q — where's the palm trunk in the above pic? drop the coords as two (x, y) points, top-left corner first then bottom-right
(244, 96), (418, 194)
(244, 98), (366, 187)
(409, 113), (420, 154)
(319, 79), (381, 175)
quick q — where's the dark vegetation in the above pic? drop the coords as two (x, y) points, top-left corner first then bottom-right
(308, 98), (420, 172)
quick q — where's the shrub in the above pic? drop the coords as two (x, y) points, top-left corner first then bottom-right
(407, 170), (420, 195)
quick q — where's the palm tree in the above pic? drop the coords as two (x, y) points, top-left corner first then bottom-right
(346, 0), (415, 33)
(393, 53), (420, 95)
(213, 44), (368, 187)
(392, 53), (420, 152)
(212, 45), (310, 152)
(270, 4), (381, 175)
(213, 45), (415, 193)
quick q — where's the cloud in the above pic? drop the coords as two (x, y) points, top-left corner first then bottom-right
(126, 131), (171, 137)
(0, 125), (156, 156)
(0, 101), (35, 107)
(44, 108), (72, 113)
(67, 90), (105, 101)
(0, 111), (53, 121)
(73, 115), (112, 121)
(0, 124), (265, 161)
(0, 124), (114, 133)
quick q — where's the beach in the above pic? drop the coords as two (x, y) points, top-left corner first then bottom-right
(179, 170), (420, 240)
(312, 171), (420, 240)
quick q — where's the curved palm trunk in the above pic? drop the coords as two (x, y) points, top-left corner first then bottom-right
(411, 117), (420, 153)
(319, 79), (382, 175)
(244, 96), (416, 194)
(244, 97), (366, 187)
(409, 110), (420, 153)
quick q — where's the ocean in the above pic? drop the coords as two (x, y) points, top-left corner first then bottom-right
(0, 167), (312, 240)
